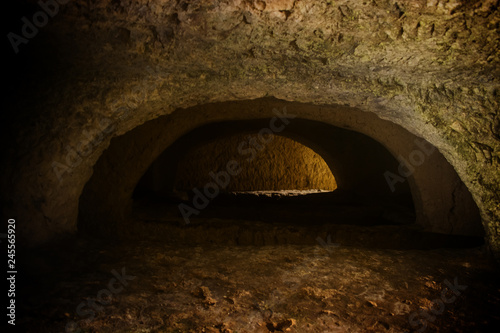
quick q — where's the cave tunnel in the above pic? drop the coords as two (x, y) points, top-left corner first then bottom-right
(78, 101), (484, 250)
(2, 1), (500, 332)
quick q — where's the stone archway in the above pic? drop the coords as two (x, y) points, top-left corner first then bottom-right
(77, 99), (482, 241)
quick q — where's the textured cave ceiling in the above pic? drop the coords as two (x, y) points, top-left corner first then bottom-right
(1, 0), (499, 254)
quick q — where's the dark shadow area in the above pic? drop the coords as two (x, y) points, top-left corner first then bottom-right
(133, 189), (415, 227)
(131, 189), (483, 250)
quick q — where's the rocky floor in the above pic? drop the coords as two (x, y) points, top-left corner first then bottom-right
(19, 236), (500, 333)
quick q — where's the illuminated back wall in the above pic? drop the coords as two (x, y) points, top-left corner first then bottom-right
(172, 133), (337, 192)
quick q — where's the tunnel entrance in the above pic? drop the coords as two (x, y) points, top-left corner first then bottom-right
(78, 100), (484, 250)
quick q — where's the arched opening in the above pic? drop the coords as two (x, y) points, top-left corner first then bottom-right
(78, 100), (483, 249)
(134, 131), (337, 198)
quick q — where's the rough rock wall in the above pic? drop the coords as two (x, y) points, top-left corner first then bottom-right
(2, 1), (498, 253)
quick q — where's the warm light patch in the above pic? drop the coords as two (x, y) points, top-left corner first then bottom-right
(174, 133), (337, 192)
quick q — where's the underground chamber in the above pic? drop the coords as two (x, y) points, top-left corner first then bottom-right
(5, 0), (499, 330)
(20, 101), (499, 333)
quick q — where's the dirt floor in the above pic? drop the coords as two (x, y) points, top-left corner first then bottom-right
(17, 191), (500, 332)
(18, 237), (500, 333)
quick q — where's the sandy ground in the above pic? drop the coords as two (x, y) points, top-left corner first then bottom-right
(18, 236), (500, 333)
